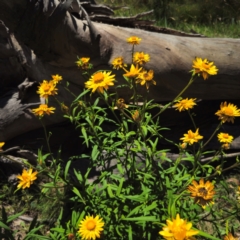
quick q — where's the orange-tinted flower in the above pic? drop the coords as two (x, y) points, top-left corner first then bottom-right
(32, 104), (55, 117)
(127, 36), (141, 45)
(188, 178), (215, 208)
(136, 69), (156, 89)
(51, 74), (63, 84)
(159, 214), (199, 240)
(133, 52), (150, 65)
(173, 98), (197, 112)
(37, 80), (58, 99)
(192, 57), (218, 80)
(76, 57), (92, 70)
(180, 129), (203, 145)
(17, 169), (38, 189)
(85, 71), (115, 93)
(215, 102), (240, 123)
(78, 215), (104, 240)
(123, 64), (142, 78)
(112, 57), (127, 70)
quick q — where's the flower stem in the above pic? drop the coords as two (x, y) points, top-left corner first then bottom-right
(203, 122), (222, 148)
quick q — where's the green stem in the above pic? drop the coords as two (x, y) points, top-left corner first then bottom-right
(40, 119), (54, 161)
(203, 122), (222, 148)
(187, 110), (197, 130)
(153, 75), (196, 119)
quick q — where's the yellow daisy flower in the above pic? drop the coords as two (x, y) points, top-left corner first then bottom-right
(217, 132), (234, 143)
(180, 128), (203, 145)
(112, 57), (127, 70)
(127, 36), (141, 45)
(17, 168), (38, 189)
(159, 213), (199, 240)
(123, 64), (142, 78)
(215, 101), (240, 123)
(188, 178), (215, 208)
(0, 142), (5, 151)
(37, 80), (58, 99)
(192, 57), (218, 80)
(76, 57), (92, 70)
(85, 71), (115, 93)
(51, 74), (62, 84)
(32, 104), (56, 117)
(136, 69), (156, 89)
(78, 215), (104, 240)
(133, 52), (150, 65)
(224, 233), (238, 240)
(173, 98), (197, 112)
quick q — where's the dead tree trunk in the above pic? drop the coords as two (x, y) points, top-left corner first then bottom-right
(0, 0), (240, 142)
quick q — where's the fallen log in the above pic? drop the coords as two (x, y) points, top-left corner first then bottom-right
(0, 0), (240, 143)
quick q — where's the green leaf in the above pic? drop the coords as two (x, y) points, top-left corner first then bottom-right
(107, 185), (114, 198)
(128, 225), (133, 240)
(64, 160), (71, 180)
(91, 145), (99, 161)
(0, 221), (11, 230)
(73, 89), (90, 102)
(72, 187), (85, 202)
(7, 210), (25, 223)
(197, 230), (221, 240)
(81, 126), (89, 147)
(116, 178), (124, 196)
(50, 228), (65, 234)
(122, 216), (158, 221)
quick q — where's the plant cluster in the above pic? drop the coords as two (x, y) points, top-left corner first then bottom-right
(1, 36), (240, 240)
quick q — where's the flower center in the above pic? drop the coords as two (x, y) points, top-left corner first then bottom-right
(43, 85), (51, 91)
(138, 53), (144, 59)
(222, 133), (229, 139)
(93, 72), (104, 84)
(224, 107), (233, 116)
(86, 220), (96, 230)
(198, 187), (208, 197)
(202, 62), (210, 69)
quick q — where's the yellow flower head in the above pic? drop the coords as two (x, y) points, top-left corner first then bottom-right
(180, 128), (203, 145)
(132, 110), (141, 123)
(173, 98), (197, 112)
(0, 142), (5, 151)
(222, 143), (230, 150)
(32, 104), (55, 117)
(217, 132), (234, 143)
(127, 36), (141, 45)
(159, 214), (199, 240)
(192, 57), (218, 80)
(123, 64), (142, 78)
(188, 178), (215, 208)
(17, 168), (38, 189)
(51, 74), (63, 84)
(115, 98), (128, 110)
(112, 57), (127, 70)
(136, 69), (156, 89)
(224, 233), (238, 240)
(215, 102), (240, 124)
(180, 142), (187, 149)
(133, 52), (150, 65)
(85, 71), (115, 93)
(37, 80), (58, 99)
(78, 215), (104, 240)
(76, 57), (92, 70)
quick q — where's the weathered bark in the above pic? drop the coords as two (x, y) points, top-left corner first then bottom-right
(0, 0), (240, 144)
